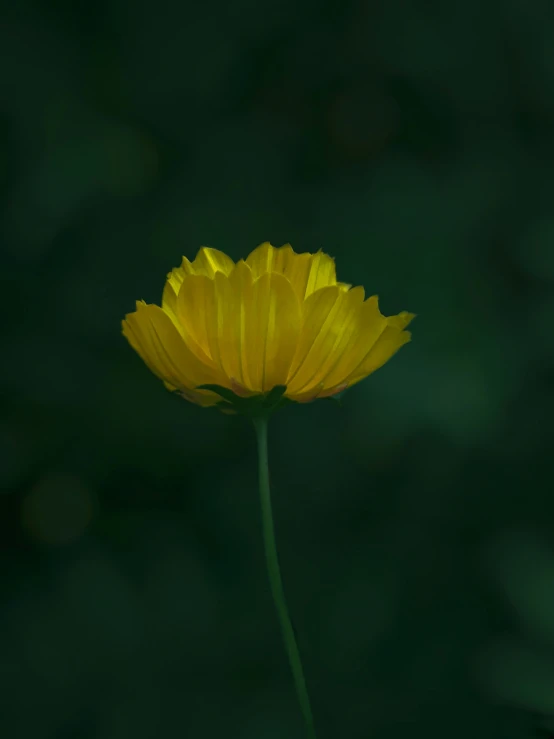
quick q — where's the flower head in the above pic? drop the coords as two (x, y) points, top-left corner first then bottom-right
(122, 243), (414, 412)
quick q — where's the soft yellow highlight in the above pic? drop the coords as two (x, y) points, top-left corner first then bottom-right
(122, 243), (414, 407)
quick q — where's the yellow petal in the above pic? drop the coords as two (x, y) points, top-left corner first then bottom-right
(236, 271), (301, 392)
(122, 301), (226, 391)
(245, 242), (341, 300)
(286, 286), (342, 394)
(161, 267), (185, 319)
(319, 295), (388, 390)
(224, 260), (256, 389)
(175, 268), (230, 381)
(175, 273), (221, 365)
(162, 247), (234, 317)
(183, 246), (235, 278)
(386, 311), (415, 331)
(206, 270), (234, 378)
(245, 241), (287, 275)
(175, 271), (228, 375)
(177, 264), (300, 394)
(123, 302), (168, 383)
(304, 250), (340, 297)
(286, 286), (366, 395)
(346, 312), (415, 386)
(246, 243), (310, 294)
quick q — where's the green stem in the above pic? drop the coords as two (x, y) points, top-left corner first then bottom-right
(252, 415), (317, 739)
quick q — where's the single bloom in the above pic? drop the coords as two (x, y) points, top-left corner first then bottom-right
(122, 243), (415, 409)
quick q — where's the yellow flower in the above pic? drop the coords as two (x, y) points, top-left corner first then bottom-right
(122, 242), (414, 409)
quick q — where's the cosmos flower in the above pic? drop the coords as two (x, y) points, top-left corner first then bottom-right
(122, 242), (414, 411)
(122, 241), (415, 737)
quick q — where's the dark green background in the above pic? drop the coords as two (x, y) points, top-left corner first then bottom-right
(2, 0), (554, 737)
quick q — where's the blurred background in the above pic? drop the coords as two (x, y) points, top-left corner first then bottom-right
(2, 0), (554, 737)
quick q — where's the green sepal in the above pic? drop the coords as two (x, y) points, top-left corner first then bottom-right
(197, 385), (239, 406)
(197, 384), (291, 418)
(260, 385), (289, 413)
